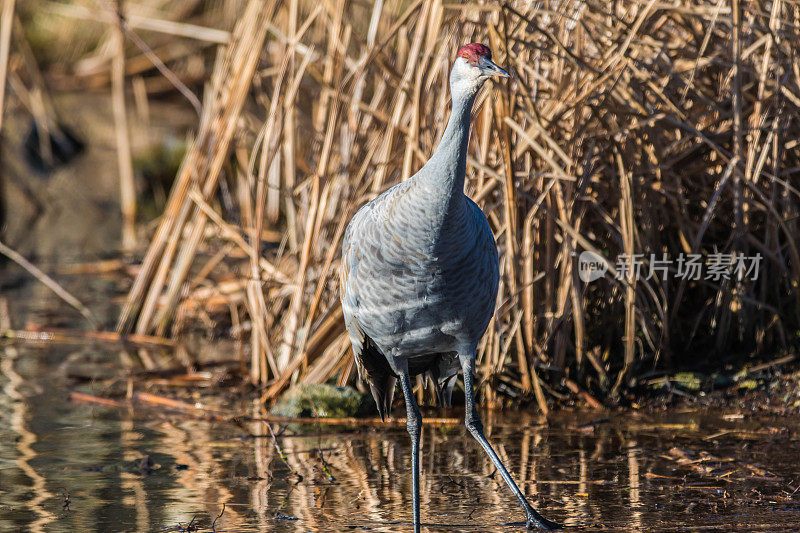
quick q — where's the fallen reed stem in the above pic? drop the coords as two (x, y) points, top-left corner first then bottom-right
(0, 240), (98, 329)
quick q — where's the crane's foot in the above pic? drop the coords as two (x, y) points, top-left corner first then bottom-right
(526, 506), (562, 530)
(503, 508), (562, 530)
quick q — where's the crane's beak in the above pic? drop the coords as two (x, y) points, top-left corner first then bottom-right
(479, 56), (510, 78)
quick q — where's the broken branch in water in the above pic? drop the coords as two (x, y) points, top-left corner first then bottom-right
(132, 391), (227, 418)
(70, 392), (125, 408)
(263, 421), (302, 481)
(0, 240), (98, 329)
(1, 327), (177, 347)
(563, 378), (604, 409)
(211, 503), (225, 531)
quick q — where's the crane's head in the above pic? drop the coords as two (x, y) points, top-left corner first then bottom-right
(451, 43), (509, 92)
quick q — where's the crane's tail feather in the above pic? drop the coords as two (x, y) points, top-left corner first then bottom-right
(355, 336), (397, 421)
(440, 374), (457, 409)
(369, 376), (396, 422)
(429, 359), (458, 409)
(431, 373), (457, 409)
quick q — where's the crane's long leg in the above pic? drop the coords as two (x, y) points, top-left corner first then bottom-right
(398, 368), (422, 532)
(460, 355), (560, 531)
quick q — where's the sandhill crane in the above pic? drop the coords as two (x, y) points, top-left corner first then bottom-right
(339, 43), (560, 531)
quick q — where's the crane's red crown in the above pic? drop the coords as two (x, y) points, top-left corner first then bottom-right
(457, 43), (492, 65)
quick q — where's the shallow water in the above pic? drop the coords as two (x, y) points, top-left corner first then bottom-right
(2, 335), (800, 533)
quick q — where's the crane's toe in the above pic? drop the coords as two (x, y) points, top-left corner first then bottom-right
(526, 508), (562, 530)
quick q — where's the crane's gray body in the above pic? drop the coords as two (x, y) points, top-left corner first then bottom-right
(340, 62), (499, 417)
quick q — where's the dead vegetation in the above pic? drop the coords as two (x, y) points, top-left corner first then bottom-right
(4, 0), (800, 407)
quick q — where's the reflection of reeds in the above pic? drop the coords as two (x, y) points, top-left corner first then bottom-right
(1, 346), (57, 533)
(0, 304), (55, 531)
(119, 416), (150, 532)
(155, 416), (244, 530)
(23, 1), (799, 403)
(249, 400), (274, 529)
(627, 442), (642, 529)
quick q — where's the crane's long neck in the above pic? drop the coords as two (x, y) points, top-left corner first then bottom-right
(417, 82), (478, 199)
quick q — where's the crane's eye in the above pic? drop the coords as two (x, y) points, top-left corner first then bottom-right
(458, 53), (478, 65)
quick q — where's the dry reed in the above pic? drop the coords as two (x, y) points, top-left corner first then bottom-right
(0, 0), (15, 132)
(110, 0), (137, 250)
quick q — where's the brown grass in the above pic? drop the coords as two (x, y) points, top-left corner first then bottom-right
(11, 0), (800, 407)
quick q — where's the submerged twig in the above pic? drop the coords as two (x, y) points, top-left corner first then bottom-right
(263, 421), (302, 481)
(1, 327), (176, 347)
(211, 503), (225, 531)
(0, 240), (98, 329)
